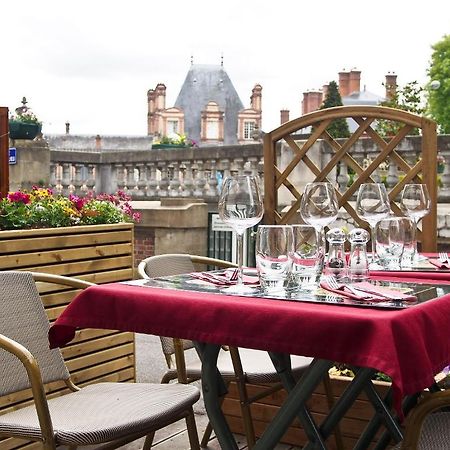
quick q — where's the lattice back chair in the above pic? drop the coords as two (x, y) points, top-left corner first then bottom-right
(137, 254), (329, 449)
(263, 105), (438, 252)
(396, 388), (450, 449)
(0, 271), (200, 450)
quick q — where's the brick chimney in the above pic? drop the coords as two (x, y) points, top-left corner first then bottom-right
(385, 72), (397, 100)
(322, 84), (329, 100)
(280, 109), (290, 124)
(302, 91), (323, 115)
(338, 70), (350, 97)
(349, 68), (361, 94)
(250, 84), (262, 111)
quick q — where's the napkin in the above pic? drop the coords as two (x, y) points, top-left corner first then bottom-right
(320, 281), (417, 302)
(191, 268), (259, 286)
(428, 259), (450, 270)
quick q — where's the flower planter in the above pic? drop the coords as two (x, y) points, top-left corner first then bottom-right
(152, 143), (189, 149)
(0, 223), (135, 449)
(222, 375), (394, 449)
(8, 120), (41, 140)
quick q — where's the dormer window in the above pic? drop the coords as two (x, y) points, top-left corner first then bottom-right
(243, 121), (256, 140)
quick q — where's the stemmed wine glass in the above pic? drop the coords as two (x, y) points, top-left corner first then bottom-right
(218, 175), (264, 293)
(400, 184), (431, 263)
(299, 182), (339, 254)
(355, 183), (391, 267)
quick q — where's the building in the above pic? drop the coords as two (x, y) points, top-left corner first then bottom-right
(147, 62), (262, 146)
(300, 69), (396, 116)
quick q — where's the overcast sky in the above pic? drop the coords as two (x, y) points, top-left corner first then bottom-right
(2, 0), (448, 137)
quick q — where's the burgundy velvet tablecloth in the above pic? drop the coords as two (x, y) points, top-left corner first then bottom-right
(49, 281), (450, 413)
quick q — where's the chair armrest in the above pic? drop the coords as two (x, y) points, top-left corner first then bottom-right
(401, 389), (450, 449)
(30, 271), (95, 289)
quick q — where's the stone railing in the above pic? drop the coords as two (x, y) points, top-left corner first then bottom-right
(48, 135), (450, 205)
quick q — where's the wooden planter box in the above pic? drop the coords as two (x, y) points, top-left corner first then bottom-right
(222, 375), (394, 449)
(0, 223), (135, 449)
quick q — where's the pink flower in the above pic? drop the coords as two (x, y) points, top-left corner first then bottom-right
(7, 192), (31, 204)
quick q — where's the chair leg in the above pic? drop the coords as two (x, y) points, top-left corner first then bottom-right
(143, 431), (155, 450)
(200, 420), (214, 447)
(185, 408), (201, 450)
(229, 347), (256, 449)
(323, 373), (345, 450)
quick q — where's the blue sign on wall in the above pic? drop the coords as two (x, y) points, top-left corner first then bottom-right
(9, 148), (17, 165)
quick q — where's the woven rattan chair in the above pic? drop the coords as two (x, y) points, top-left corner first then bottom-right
(138, 254), (342, 449)
(0, 271), (200, 450)
(263, 105), (438, 252)
(395, 389), (450, 449)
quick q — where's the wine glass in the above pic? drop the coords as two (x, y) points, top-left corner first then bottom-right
(400, 184), (431, 263)
(218, 175), (264, 293)
(299, 182), (339, 254)
(355, 183), (391, 267)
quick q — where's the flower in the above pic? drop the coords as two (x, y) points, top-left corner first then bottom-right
(154, 133), (197, 147)
(0, 187), (140, 230)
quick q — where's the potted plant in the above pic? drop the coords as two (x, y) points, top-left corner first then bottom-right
(437, 154), (446, 174)
(152, 133), (197, 149)
(8, 97), (42, 140)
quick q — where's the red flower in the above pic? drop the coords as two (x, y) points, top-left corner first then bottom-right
(7, 192), (31, 204)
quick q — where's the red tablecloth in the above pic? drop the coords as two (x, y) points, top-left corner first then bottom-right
(49, 281), (450, 414)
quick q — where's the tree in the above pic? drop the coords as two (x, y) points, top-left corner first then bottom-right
(320, 81), (350, 138)
(427, 34), (450, 133)
(376, 81), (425, 136)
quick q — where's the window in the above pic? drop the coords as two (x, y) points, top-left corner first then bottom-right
(206, 120), (219, 139)
(244, 121), (255, 140)
(167, 120), (178, 134)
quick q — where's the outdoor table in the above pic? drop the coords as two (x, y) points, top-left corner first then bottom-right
(48, 270), (450, 449)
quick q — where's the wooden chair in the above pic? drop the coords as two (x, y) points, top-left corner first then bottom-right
(263, 105), (438, 252)
(396, 388), (450, 449)
(138, 254), (334, 449)
(0, 271), (201, 450)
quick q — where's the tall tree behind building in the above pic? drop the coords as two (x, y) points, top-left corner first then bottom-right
(319, 81), (350, 138)
(427, 34), (450, 134)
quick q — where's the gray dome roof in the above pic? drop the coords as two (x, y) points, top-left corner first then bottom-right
(174, 64), (244, 145)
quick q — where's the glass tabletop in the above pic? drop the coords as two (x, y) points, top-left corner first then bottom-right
(124, 272), (450, 310)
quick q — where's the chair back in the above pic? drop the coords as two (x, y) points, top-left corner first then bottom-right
(263, 105), (438, 251)
(138, 254), (196, 279)
(0, 271), (69, 396)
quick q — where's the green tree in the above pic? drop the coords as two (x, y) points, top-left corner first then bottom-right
(427, 34), (450, 133)
(376, 81), (425, 136)
(320, 80), (350, 138)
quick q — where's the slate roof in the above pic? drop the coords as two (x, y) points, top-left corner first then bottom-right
(174, 64), (244, 145)
(343, 89), (384, 106)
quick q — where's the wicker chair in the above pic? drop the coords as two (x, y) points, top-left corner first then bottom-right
(138, 254), (342, 449)
(395, 389), (450, 449)
(0, 271), (201, 450)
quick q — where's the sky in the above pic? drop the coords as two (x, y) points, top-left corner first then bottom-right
(2, 0), (449, 137)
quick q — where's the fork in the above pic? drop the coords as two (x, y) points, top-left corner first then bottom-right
(438, 252), (449, 263)
(325, 276), (369, 297)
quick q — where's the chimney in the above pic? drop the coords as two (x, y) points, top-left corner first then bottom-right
(322, 84), (329, 100)
(349, 68), (361, 94)
(338, 70), (350, 97)
(95, 134), (102, 150)
(302, 92), (309, 115)
(251, 84), (262, 111)
(280, 109), (290, 124)
(65, 121), (70, 135)
(385, 72), (397, 100)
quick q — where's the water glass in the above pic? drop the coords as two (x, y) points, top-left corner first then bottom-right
(256, 225), (293, 292)
(399, 217), (415, 268)
(290, 225), (323, 291)
(375, 217), (405, 270)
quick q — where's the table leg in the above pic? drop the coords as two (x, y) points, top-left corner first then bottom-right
(194, 342), (239, 450)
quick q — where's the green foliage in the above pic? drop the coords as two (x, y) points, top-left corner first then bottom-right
(0, 187), (140, 230)
(427, 34), (450, 133)
(376, 81), (425, 136)
(319, 81), (350, 138)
